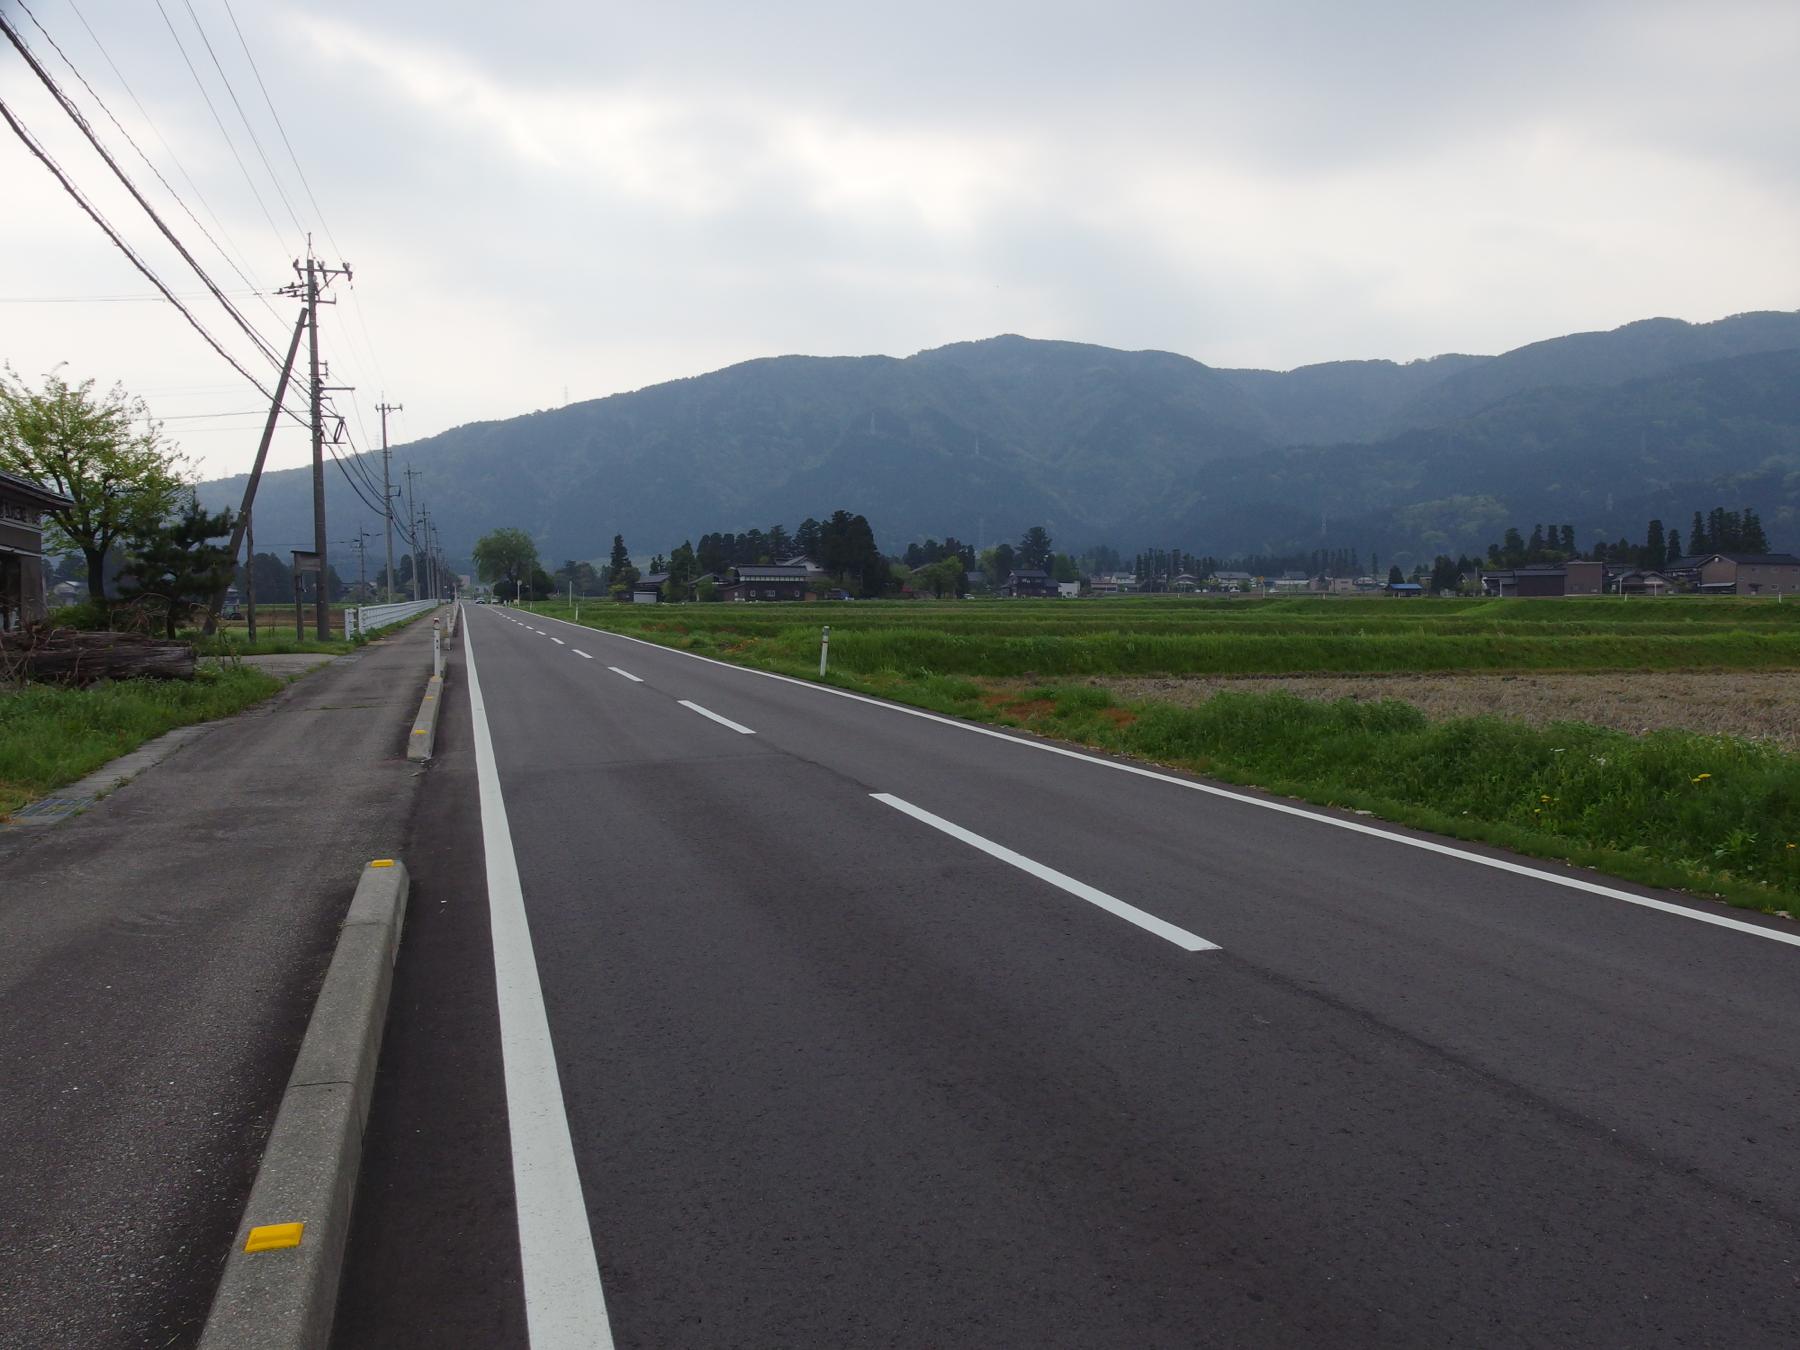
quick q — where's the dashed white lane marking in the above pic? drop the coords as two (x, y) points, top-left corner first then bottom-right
(607, 666), (643, 683)
(573, 649), (594, 659)
(461, 623), (616, 1348)
(550, 637), (565, 645)
(534, 616), (1800, 954)
(679, 699), (755, 735)
(872, 793), (1219, 952)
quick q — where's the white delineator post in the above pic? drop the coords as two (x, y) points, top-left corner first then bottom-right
(819, 624), (830, 677)
(433, 616), (443, 678)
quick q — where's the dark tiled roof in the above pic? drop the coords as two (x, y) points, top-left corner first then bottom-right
(0, 468), (73, 508)
(735, 565), (810, 580)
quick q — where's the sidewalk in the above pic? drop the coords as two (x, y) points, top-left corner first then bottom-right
(0, 617), (442, 1347)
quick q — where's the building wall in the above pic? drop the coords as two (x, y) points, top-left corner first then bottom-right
(1515, 573), (1567, 597)
(1733, 562), (1800, 595)
(1564, 561), (1604, 595)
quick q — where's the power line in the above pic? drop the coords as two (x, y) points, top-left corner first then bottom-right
(0, 90), (296, 414)
(150, 0), (293, 257)
(62, 0), (281, 324)
(177, 0), (305, 239)
(16, 0), (277, 323)
(0, 10), (283, 368)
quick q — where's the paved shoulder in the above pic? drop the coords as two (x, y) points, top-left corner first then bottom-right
(0, 626), (436, 1346)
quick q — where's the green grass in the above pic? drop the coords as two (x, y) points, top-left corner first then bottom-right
(520, 594), (1800, 677)
(0, 666), (284, 818)
(521, 596), (1800, 915)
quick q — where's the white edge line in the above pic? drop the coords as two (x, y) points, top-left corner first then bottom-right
(526, 610), (1800, 952)
(606, 666), (643, 683)
(461, 622), (616, 1348)
(678, 698), (755, 734)
(873, 793), (1218, 952)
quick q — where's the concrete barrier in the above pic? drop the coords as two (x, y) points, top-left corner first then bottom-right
(406, 674), (444, 762)
(198, 859), (410, 1350)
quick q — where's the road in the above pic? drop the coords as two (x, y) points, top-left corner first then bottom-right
(336, 604), (1800, 1348)
(0, 626), (434, 1347)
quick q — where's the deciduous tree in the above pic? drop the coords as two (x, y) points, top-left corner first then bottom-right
(0, 366), (191, 602)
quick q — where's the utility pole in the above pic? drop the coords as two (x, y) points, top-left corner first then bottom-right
(279, 240), (351, 640)
(421, 507), (435, 600)
(377, 399), (402, 601)
(245, 510), (256, 643)
(403, 464), (422, 603)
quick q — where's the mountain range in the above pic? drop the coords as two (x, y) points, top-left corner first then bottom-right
(196, 310), (1800, 571)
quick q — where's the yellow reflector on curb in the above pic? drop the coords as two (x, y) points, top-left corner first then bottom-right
(244, 1222), (304, 1252)
(369, 859), (395, 868)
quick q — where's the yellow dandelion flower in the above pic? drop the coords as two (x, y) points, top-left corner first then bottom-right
(1692, 773), (1712, 783)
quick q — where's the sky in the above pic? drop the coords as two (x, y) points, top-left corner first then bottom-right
(2, 0), (1797, 485)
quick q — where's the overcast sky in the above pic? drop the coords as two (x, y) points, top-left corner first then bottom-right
(3, 0), (1797, 482)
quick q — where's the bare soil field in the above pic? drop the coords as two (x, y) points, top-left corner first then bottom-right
(1095, 671), (1800, 749)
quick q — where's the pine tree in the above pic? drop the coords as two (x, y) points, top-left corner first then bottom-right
(1743, 508), (1770, 553)
(1665, 527), (1681, 560)
(117, 498), (235, 637)
(1690, 511), (1708, 555)
(1645, 519), (1666, 570)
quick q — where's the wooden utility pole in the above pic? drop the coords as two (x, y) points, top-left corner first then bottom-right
(377, 399), (402, 600)
(279, 242), (351, 640)
(245, 510), (256, 643)
(204, 305), (306, 633)
(403, 464), (423, 602)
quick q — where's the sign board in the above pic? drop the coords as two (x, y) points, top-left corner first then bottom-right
(291, 550), (322, 574)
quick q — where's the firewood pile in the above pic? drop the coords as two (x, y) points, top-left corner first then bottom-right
(0, 623), (197, 685)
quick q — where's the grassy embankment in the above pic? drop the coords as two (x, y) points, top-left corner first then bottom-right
(0, 666), (283, 818)
(524, 596), (1800, 915)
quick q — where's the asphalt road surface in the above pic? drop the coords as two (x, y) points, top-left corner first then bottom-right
(337, 604), (1800, 1348)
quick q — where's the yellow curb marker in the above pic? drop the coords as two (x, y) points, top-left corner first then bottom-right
(244, 1222), (304, 1252)
(369, 859), (395, 868)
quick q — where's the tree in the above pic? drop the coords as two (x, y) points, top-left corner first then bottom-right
(1018, 525), (1053, 570)
(1387, 564), (1405, 586)
(1665, 526), (1682, 560)
(1645, 519), (1666, 570)
(0, 366), (191, 602)
(794, 516), (822, 560)
(1690, 511), (1709, 555)
(1742, 507), (1770, 554)
(472, 527), (540, 598)
(981, 542), (1016, 588)
(609, 534), (631, 574)
(116, 497), (235, 637)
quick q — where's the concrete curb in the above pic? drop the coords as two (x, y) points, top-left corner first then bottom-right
(406, 674), (444, 762)
(198, 859), (410, 1350)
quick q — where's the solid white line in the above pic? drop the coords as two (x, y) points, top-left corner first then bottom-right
(679, 699), (755, 734)
(873, 793), (1219, 952)
(550, 637), (565, 645)
(462, 624), (616, 1349)
(528, 612), (1800, 952)
(573, 649), (594, 659)
(607, 666), (642, 683)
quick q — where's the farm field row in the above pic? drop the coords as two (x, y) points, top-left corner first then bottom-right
(523, 596), (1800, 916)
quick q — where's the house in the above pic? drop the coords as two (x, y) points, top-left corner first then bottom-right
(720, 564), (811, 602)
(1056, 581), (1080, 598)
(1087, 574), (1121, 596)
(1481, 566), (1567, 597)
(1001, 569), (1058, 598)
(631, 571), (668, 603)
(1614, 568), (1675, 595)
(1563, 560), (1605, 595)
(1386, 581), (1424, 597)
(1695, 553), (1800, 596)
(1212, 570), (1255, 592)
(1, 468), (73, 633)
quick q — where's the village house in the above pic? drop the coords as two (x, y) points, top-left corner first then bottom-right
(1, 469), (73, 633)
(1001, 569), (1059, 598)
(720, 564), (811, 602)
(632, 571), (668, 603)
(1695, 553), (1800, 595)
(1614, 568), (1675, 595)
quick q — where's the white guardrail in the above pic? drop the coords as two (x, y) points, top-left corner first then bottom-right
(344, 598), (441, 639)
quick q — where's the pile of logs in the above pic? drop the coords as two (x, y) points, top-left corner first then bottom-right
(0, 626), (197, 685)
